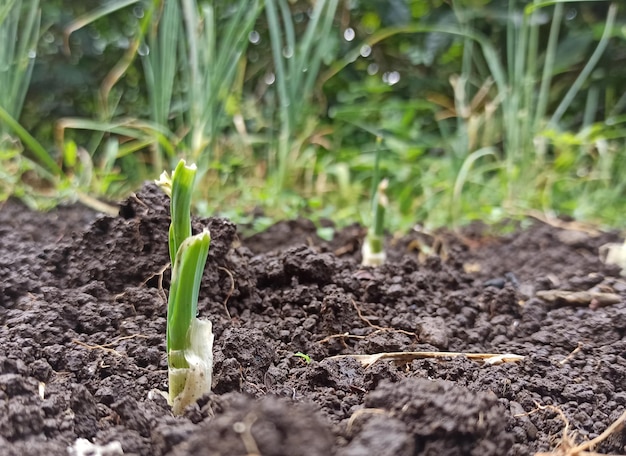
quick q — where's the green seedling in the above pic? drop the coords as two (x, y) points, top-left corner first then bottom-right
(294, 352), (312, 364)
(361, 178), (388, 267)
(156, 159), (213, 415)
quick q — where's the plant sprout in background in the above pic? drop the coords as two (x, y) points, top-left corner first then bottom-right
(156, 159), (213, 415)
(361, 135), (387, 267)
(602, 240), (626, 277)
(362, 178), (389, 267)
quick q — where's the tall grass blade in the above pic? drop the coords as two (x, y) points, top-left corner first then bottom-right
(63, 0), (141, 54)
(533, 1), (563, 133)
(0, 0), (61, 177)
(549, 3), (617, 127)
(0, 0), (40, 134)
(452, 147), (497, 220)
(142, 0), (181, 171)
(0, 105), (60, 176)
(265, 0), (339, 191)
(180, 0), (260, 171)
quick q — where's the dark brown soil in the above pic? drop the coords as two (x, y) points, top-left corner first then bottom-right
(1, 184), (625, 456)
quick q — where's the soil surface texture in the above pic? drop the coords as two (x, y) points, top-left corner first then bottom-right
(1, 184), (625, 456)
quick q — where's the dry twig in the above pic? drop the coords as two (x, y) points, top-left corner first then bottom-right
(218, 266), (235, 319)
(318, 300), (417, 345)
(527, 404), (626, 456)
(329, 351), (524, 368)
(521, 209), (602, 236)
(73, 334), (149, 356)
(351, 299), (416, 338)
(559, 343), (584, 366)
(536, 290), (621, 308)
(113, 262), (170, 304)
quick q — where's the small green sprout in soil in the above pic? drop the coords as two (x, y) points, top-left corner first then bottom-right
(156, 159), (214, 415)
(294, 352), (312, 364)
(361, 178), (388, 267)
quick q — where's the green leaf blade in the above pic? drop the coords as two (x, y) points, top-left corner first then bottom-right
(166, 229), (211, 364)
(169, 159), (197, 263)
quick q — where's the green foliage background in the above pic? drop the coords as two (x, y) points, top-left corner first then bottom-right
(2, 0), (626, 231)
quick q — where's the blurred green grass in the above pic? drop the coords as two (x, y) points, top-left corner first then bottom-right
(1, 0), (625, 231)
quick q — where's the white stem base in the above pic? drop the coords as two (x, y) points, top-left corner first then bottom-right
(361, 240), (387, 267)
(168, 318), (214, 415)
(601, 241), (626, 276)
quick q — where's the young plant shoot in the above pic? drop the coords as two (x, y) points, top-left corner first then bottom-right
(362, 178), (388, 267)
(156, 159), (214, 415)
(602, 239), (626, 277)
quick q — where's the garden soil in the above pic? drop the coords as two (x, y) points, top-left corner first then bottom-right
(1, 183), (625, 456)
